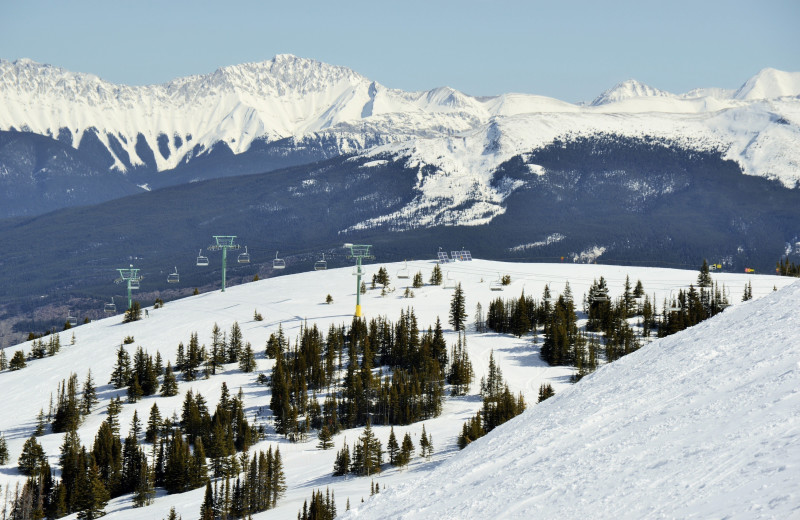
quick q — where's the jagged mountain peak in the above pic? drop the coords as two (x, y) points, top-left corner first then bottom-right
(591, 79), (673, 106)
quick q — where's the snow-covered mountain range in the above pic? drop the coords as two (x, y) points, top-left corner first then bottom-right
(2, 55), (799, 226)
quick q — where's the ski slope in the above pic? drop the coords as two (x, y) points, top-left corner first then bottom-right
(0, 259), (794, 519)
(346, 271), (800, 519)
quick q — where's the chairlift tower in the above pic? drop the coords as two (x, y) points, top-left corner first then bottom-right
(207, 235), (240, 292)
(115, 265), (142, 311)
(344, 243), (374, 318)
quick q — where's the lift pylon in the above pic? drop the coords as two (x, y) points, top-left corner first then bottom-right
(115, 265), (142, 311)
(344, 243), (374, 317)
(207, 235), (240, 292)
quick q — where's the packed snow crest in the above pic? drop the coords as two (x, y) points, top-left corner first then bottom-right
(346, 280), (800, 520)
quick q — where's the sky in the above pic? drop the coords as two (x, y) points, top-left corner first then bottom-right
(1, 0), (798, 102)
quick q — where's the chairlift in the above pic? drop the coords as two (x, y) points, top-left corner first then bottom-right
(273, 251), (286, 270)
(66, 310), (78, 327)
(238, 246), (250, 264)
(668, 291), (682, 312)
(167, 266), (180, 284)
(397, 260), (410, 279)
(129, 278), (140, 290)
(196, 249), (209, 267)
(590, 292), (609, 303)
(314, 253), (327, 271)
(490, 273), (504, 291)
(104, 297), (117, 315)
(443, 271), (457, 289)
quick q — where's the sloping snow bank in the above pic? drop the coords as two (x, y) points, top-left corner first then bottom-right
(345, 281), (800, 519)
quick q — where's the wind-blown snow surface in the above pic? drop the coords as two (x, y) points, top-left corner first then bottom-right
(346, 279), (800, 519)
(0, 260), (794, 519)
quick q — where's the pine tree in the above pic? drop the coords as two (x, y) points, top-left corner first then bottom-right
(146, 404), (163, 444)
(18, 436), (47, 476)
(76, 459), (110, 519)
(81, 370), (98, 415)
(35, 409), (46, 436)
(270, 447), (286, 507)
(317, 425), (334, 450)
(429, 264), (443, 285)
(449, 283), (467, 331)
(0, 349), (7, 370)
(200, 481), (214, 520)
(412, 271), (423, 288)
(239, 342), (256, 372)
(123, 301), (142, 323)
(387, 426), (399, 465)
(698, 259), (713, 288)
(399, 432), (414, 468)
(419, 424), (430, 459)
(9, 350), (26, 370)
(538, 383), (555, 403)
(109, 345), (131, 389)
(0, 434), (8, 464)
(161, 362), (179, 397)
(332, 442), (351, 476)
(106, 397), (122, 437)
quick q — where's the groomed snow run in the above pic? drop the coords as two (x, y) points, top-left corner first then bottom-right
(345, 278), (800, 519)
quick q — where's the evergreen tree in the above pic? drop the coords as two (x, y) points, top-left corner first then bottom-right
(146, 403), (163, 444)
(228, 322), (243, 363)
(109, 345), (131, 389)
(270, 447), (286, 507)
(698, 259), (713, 288)
(429, 264), (443, 285)
(317, 425), (334, 450)
(399, 432), (414, 468)
(76, 458), (110, 519)
(412, 271), (423, 288)
(538, 383), (555, 402)
(449, 283), (467, 331)
(9, 350), (26, 370)
(92, 420), (122, 497)
(239, 342), (256, 372)
(35, 409), (46, 436)
(387, 426), (399, 465)
(161, 362), (179, 397)
(200, 481), (214, 520)
(82, 369), (98, 415)
(106, 397), (122, 437)
(0, 433), (9, 464)
(0, 349), (6, 370)
(332, 442), (351, 476)
(123, 301), (142, 323)
(18, 436), (47, 476)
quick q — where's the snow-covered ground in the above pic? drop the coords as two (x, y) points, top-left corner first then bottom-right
(0, 259), (794, 519)
(347, 270), (800, 519)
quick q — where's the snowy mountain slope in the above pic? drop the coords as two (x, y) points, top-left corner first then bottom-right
(345, 277), (800, 520)
(590, 79), (675, 106)
(0, 259), (792, 519)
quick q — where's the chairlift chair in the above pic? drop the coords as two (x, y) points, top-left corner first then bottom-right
(443, 271), (457, 289)
(196, 249), (209, 267)
(238, 246), (250, 264)
(129, 278), (140, 290)
(397, 260), (410, 279)
(167, 266), (180, 284)
(104, 298), (117, 315)
(273, 251), (286, 270)
(490, 273), (504, 291)
(314, 253), (327, 271)
(66, 310), (78, 327)
(667, 291), (682, 312)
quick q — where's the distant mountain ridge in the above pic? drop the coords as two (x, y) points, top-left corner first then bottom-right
(1, 56), (798, 171)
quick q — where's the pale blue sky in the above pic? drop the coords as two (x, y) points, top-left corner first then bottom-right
(1, 0), (798, 102)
